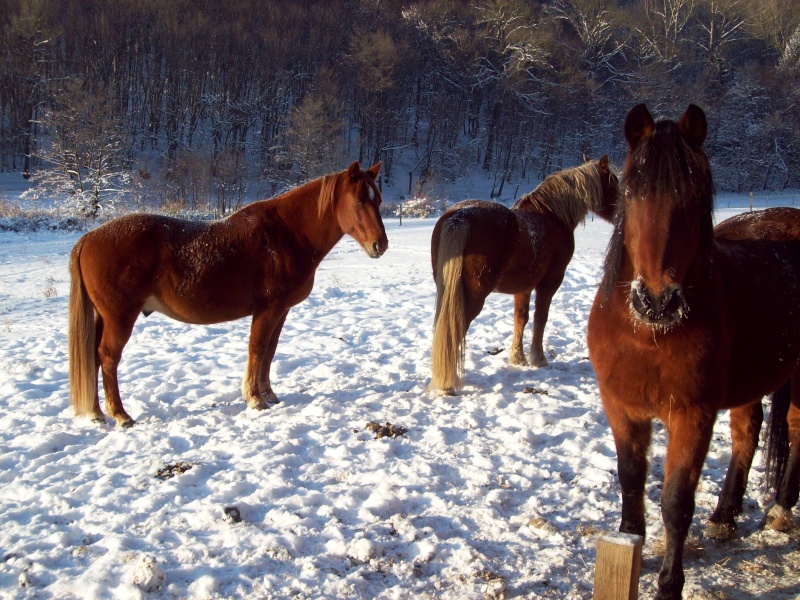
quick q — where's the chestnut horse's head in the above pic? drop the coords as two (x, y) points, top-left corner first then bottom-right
(603, 104), (714, 330)
(589, 154), (619, 222)
(334, 161), (389, 258)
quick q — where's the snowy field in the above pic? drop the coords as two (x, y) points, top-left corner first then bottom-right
(1, 195), (800, 599)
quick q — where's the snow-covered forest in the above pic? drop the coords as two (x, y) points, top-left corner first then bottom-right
(1, 0), (800, 216)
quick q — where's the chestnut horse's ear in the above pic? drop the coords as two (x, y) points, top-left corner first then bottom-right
(348, 161), (361, 181)
(678, 104), (707, 148)
(624, 104), (655, 151)
(367, 162), (382, 178)
(598, 155), (609, 171)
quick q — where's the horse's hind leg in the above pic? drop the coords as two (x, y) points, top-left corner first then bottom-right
(768, 378), (800, 531)
(706, 401), (763, 540)
(86, 317), (106, 422)
(97, 311), (138, 428)
(529, 273), (564, 367)
(509, 292), (530, 365)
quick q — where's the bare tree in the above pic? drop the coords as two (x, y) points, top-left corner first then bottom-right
(547, 0), (632, 87)
(283, 83), (344, 181)
(693, 0), (750, 74)
(24, 80), (131, 217)
(633, 0), (697, 63)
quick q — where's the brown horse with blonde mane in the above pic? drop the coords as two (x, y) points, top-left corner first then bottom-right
(69, 161), (388, 428)
(588, 104), (800, 599)
(430, 156), (618, 395)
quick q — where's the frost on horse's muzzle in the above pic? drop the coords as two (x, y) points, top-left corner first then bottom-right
(629, 278), (687, 330)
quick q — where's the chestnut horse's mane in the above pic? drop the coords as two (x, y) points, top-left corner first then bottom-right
(599, 119), (715, 302)
(317, 173), (339, 220)
(513, 161), (605, 229)
(262, 172), (340, 221)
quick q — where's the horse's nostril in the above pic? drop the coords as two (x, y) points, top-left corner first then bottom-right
(631, 285), (649, 312)
(663, 286), (683, 313)
(372, 241), (381, 254)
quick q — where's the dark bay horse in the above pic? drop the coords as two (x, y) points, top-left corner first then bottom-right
(69, 161), (388, 427)
(430, 156), (618, 395)
(587, 104), (800, 599)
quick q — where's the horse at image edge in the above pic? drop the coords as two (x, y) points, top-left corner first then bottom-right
(587, 104), (800, 599)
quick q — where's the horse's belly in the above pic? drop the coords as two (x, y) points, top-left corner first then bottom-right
(724, 328), (800, 408)
(142, 295), (249, 325)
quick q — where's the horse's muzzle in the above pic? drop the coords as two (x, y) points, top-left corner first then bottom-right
(365, 238), (388, 258)
(630, 280), (686, 328)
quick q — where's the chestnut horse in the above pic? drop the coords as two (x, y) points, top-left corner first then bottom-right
(430, 156), (618, 395)
(69, 161), (388, 428)
(588, 104), (800, 599)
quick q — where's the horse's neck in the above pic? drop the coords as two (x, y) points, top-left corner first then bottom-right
(270, 180), (344, 257)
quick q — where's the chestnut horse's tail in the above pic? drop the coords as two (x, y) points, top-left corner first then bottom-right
(764, 380), (791, 494)
(430, 218), (469, 394)
(68, 238), (97, 417)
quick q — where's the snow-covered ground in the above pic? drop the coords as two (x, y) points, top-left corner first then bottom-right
(0, 194), (799, 599)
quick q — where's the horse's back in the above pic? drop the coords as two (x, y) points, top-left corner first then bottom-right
(714, 208), (800, 406)
(77, 214), (181, 300)
(431, 200), (519, 283)
(76, 213), (264, 323)
(715, 207), (800, 243)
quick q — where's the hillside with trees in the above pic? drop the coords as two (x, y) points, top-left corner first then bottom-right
(1, 0), (799, 214)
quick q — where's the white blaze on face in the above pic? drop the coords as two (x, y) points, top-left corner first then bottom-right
(367, 184), (375, 203)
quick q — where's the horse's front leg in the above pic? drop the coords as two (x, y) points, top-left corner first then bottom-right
(605, 399), (652, 537)
(528, 273), (563, 367)
(707, 402), (763, 540)
(242, 308), (289, 410)
(657, 408), (716, 600)
(509, 291), (530, 365)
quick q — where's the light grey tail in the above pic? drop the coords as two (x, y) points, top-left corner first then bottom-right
(430, 219), (469, 395)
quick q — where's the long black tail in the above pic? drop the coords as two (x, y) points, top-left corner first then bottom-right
(764, 380), (791, 494)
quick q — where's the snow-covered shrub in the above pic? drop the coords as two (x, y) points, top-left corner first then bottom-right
(382, 196), (446, 219)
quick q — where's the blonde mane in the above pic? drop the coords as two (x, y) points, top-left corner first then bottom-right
(514, 161), (603, 228)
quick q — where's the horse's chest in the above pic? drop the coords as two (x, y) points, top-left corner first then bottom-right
(279, 275), (315, 306)
(590, 310), (717, 418)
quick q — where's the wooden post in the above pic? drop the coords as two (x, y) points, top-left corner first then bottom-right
(749, 191), (753, 212)
(593, 532), (643, 600)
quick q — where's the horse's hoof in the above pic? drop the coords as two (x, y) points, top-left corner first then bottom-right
(90, 413), (107, 424)
(247, 392), (279, 410)
(655, 589), (681, 600)
(247, 400), (271, 410)
(765, 504), (795, 532)
(117, 418), (135, 429)
(704, 520), (735, 541)
(434, 387), (457, 397)
(529, 356), (550, 368)
(509, 352), (527, 366)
